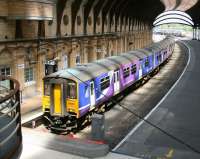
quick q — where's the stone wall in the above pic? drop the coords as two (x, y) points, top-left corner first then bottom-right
(3, 0), (54, 20)
(0, 0), (153, 97)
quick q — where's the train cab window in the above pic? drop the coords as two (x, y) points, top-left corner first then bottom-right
(123, 67), (130, 78)
(66, 80), (77, 99)
(131, 64), (137, 74)
(44, 83), (50, 96)
(100, 76), (110, 91)
(145, 58), (149, 67)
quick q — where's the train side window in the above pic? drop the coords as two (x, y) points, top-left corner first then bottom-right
(117, 72), (119, 81)
(66, 80), (77, 99)
(44, 82), (50, 96)
(157, 55), (159, 61)
(159, 55), (162, 62)
(100, 76), (110, 91)
(123, 67), (130, 78)
(157, 55), (161, 62)
(90, 82), (94, 95)
(131, 64), (137, 74)
(84, 85), (89, 97)
(145, 58), (149, 67)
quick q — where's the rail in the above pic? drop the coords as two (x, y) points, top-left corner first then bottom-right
(0, 76), (22, 159)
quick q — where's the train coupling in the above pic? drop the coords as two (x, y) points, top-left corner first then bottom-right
(43, 114), (77, 133)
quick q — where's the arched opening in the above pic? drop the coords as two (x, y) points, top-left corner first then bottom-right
(153, 10), (194, 42)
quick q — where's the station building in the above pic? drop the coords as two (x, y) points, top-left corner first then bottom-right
(0, 0), (152, 98)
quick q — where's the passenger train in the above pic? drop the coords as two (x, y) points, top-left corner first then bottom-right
(42, 37), (175, 132)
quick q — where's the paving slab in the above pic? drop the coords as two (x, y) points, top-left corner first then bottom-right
(113, 41), (200, 158)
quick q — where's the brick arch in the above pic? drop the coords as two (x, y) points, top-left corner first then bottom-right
(93, 0), (106, 34)
(56, 0), (68, 36)
(102, 0), (119, 33)
(71, 0), (83, 35)
(0, 47), (12, 57)
(0, 47), (13, 66)
(83, 0), (95, 34)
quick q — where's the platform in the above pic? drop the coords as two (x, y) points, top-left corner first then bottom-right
(113, 41), (200, 158)
(20, 128), (139, 159)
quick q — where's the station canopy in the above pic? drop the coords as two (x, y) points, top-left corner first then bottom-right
(153, 10), (194, 27)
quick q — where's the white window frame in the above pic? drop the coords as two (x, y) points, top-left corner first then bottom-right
(0, 66), (11, 76)
(24, 67), (35, 86)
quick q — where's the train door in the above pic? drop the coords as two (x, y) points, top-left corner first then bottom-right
(90, 81), (95, 109)
(114, 70), (120, 95)
(153, 53), (156, 68)
(53, 84), (62, 115)
(160, 52), (163, 63)
(139, 60), (143, 79)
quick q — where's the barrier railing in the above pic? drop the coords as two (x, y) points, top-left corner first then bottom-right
(0, 76), (22, 159)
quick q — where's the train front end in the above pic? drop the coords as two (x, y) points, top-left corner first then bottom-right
(42, 77), (79, 132)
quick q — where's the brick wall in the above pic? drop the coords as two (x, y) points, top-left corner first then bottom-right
(0, 0), (8, 17)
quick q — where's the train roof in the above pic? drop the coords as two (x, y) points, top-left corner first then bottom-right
(45, 54), (141, 82)
(119, 53), (141, 62)
(128, 51), (147, 59)
(146, 45), (161, 52)
(45, 38), (174, 82)
(145, 37), (173, 52)
(107, 55), (138, 65)
(136, 49), (154, 56)
(45, 64), (107, 82)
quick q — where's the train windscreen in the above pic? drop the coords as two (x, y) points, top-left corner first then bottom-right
(66, 80), (77, 99)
